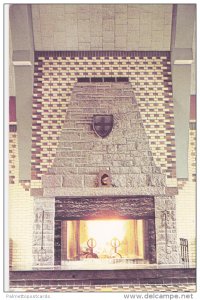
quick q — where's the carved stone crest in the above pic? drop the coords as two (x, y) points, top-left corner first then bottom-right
(93, 114), (113, 138)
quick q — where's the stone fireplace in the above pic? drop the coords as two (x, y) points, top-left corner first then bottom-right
(33, 81), (179, 268)
(55, 196), (156, 266)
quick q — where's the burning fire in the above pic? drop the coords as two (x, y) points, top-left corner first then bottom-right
(87, 219), (126, 255)
(65, 219), (145, 260)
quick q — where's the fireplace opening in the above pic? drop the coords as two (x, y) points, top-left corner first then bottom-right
(61, 219), (147, 262)
(55, 196), (157, 266)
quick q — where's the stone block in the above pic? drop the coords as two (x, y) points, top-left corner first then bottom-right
(115, 4), (127, 14)
(103, 31), (114, 43)
(42, 174), (63, 188)
(90, 17), (103, 36)
(152, 18), (164, 30)
(89, 154), (103, 164)
(152, 30), (163, 42)
(78, 31), (90, 43)
(34, 197), (55, 211)
(127, 42), (139, 51)
(139, 38), (152, 48)
(165, 187), (178, 196)
(140, 12), (152, 25)
(91, 36), (103, 49)
(78, 10), (90, 20)
(65, 14), (78, 27)
(89, 4), (102, 14)
(151, 41), (164, 51)
(65, 4), (77, 14)
(149, 174), (166, 187)
(127, 31), (139, 43)
(84, 175), (98, 187)
(39, 5), (53, 16)
(163, 36), (170, 50)
(53, 32), (66, 45)
(66, 23), (78, 36)
(112, 175), (126, 187)
(127, 4), (140, 18)
(90, 13), (103, 25)
(66, 35), (78, 49)
(41, 36), (53, 49)
(165, 198), (176, 210)
(139, 24), (152, 35)
(126, 174), (147, 187)
(115, 24), (127, 36)
(77, 19), (90, 33)
(40, 21), (53, 35)
(54, 20), (66, 32)
(77, 4), (90, 14)
(103, 19), (114, 31)
(62, 175), (83, 188)
(140, 4), (154, 13)
(32, 5), (40, 19)
(128, 18), (139, 31)
(115, 13), (127, 25)
(31, 188), (44, 197)
(164, 12), (172, 25)
(102, 5), (115, 18)
(52, 5), (65, 19)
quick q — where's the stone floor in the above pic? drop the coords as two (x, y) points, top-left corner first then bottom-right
(9, 284), (196, 293)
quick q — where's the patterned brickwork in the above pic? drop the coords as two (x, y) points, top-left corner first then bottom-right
(32, 51), (176, 182)
(176, 122), (196, 267)
(9, 283), (196, 293)
(9, 130), (34, 269)
(189, 123), (196, 183)
(9, 130), (31, 191)
(177, 122), (196, 191)
(20, 180), (31, 191)
(9, 131), (18, 184)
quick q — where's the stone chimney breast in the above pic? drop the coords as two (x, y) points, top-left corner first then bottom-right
(42, 82), (166, 196)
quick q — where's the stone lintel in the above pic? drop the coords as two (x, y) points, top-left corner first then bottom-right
(43, 186), (165, 198)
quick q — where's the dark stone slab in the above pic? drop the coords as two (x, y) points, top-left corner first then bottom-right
(10, 268), (196, 286)
(55, 196), (155, 220)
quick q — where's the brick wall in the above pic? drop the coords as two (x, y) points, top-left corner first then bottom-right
(9, 130), (34, 269)
(176, 121), (196, 267)
(9, 49), (196, 269)
(32, 51), (176, 187)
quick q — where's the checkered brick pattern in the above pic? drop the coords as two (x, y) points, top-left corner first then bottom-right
(9, 132), (18, 184)
(9, 283), (196, 293)
(189, 124), (196, 183)
(32, 51), (176, 181)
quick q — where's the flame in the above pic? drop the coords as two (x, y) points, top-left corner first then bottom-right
(87, 219), (126, 252)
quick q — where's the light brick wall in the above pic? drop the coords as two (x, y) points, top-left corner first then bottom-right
(9, 131), (34, 269)
(176, 124), (196, 267)
(31, 4), (172, 51)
